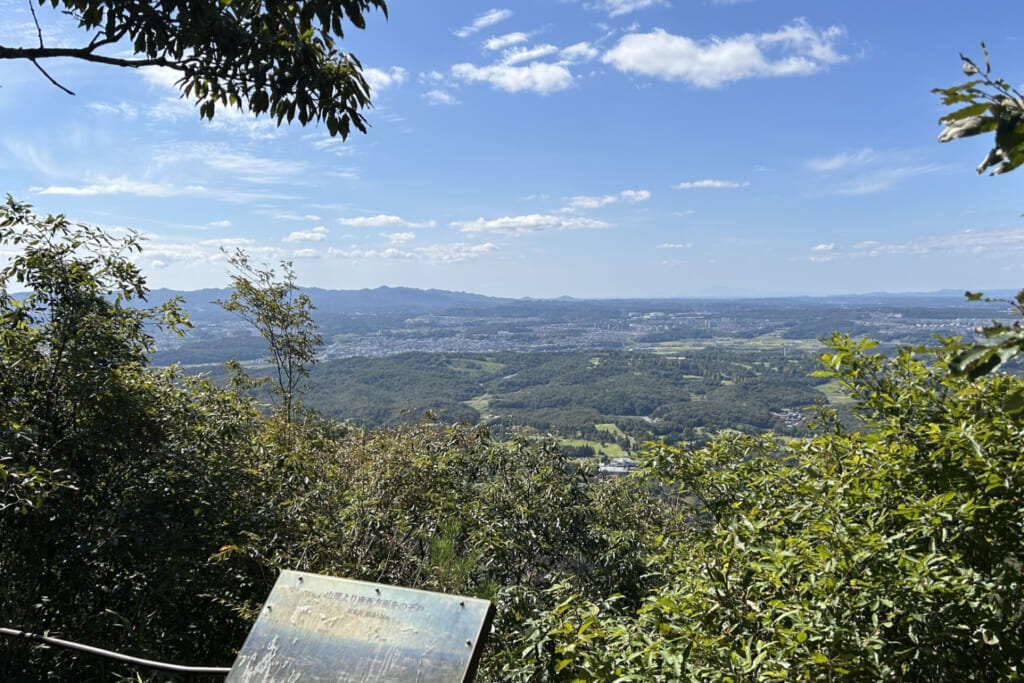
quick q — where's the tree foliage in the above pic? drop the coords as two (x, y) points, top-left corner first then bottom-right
(217, 249), (322, 424)
(934, 43), (1024, 176)
(934, 45), (1024, 380)
(510, 335), (1024, 681)
(0, 0), (387, 137)
(0, 198), (273, 677)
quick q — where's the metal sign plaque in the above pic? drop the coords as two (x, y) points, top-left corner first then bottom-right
(226, 571), (495, 682)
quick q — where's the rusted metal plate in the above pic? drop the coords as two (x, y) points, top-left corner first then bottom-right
(226, 571), (495, 682)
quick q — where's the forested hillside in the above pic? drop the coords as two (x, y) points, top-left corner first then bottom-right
(300, 349), (827, 445)
(4, 194), (1024, 680)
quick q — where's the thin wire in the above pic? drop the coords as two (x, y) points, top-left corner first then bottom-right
(0, 627), (232, 676)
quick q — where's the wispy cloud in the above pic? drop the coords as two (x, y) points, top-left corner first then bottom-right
(657, 242), (693, 249)
(502, 44), (560, 65)
(807, 148), (875, 172)
(33, 176), (204, 197)
(274, 213), (322, 221)
(337, 214), (436, 228)
(584, 0), (668, 17)
(455, 9), (512, 38)
(565, 195), (618, 210)
(452, 61), (574, 94)
(810, 226), (1024, 262)
(675, 179), (749, 189)
(620, 189), (651, 202)
(560, 42), (600, 63)
(602, 19), (846, 87)
(485, 32), (530, 51)
(857, 227), (1024, 257)
(829, 165), (942, 195)
(328, 242), (499, 263)
(364, 66), (408, 92)
(283, 226), (328, 242)
(87, 102), (138, 119)
(203, 151), (307, 184)
(453, 214), (610, 235)
(423, 89), (461, 106)
(808, 242), (835, 262)
(562, 189), (651, 211)
(384, 231), (416, 244)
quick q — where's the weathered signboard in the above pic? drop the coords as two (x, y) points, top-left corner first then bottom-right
(226, 571), (495, 682)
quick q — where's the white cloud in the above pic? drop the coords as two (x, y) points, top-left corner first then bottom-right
(502, 44), (560, 65)
(452, 61), (574, 94)
(810, 226), (1024, 261)
(419, 70), (445, 84)
(385, 231), (416, 244)
(283, 226), (328, 243)
(453, 214), (610, 235)
(562, 189), (651, 211)
(139, 66), (181, 91)
(415, 242), (499, 262)
(830, 165), (942, 195)
(203, 151), (307, 184)
(586, 0), (667, 17)
(620, 189), (651, 202)
(132, 238), (295, 271)
(423, 89), (461, 106)
(275, 213), (322, 221)
(87, 102), (138, 119)
(455, 9), (512, 38)
(560, 42), (600, 63)
(34, 176), (204, 197)
(485, 32), (530, 51)
(565, 194), (618, 210)
(337, 214), (436, 228)
(856, 227), (1024, 257)
(657, 242), (692, 249)
(364, 66), (408, 92)
(328, 242), (499, 263)
(602, 19), (847, 88)
(807, 148), (876, 172)
(675, 179), (749, 189)
(208, 220), (232, 227)
(310, 136), (357, 158)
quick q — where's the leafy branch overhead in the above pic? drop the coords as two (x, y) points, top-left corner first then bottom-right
(0, 0), (388, 137)
(934, 42), (1024, 175)
(935, 45), (1024, 381)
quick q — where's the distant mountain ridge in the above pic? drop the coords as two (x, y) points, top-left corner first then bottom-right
(145, 285), (1010, 318)
(147, 285), (516, 322)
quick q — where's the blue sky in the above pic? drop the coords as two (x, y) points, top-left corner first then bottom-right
(1, 0), (1023, 298)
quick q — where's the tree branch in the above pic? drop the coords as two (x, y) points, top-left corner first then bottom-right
(30, 58), (75, 95)
(23, 0), (76, 94)
(0, 45), (179, 71)
(28, 1), (44, 48)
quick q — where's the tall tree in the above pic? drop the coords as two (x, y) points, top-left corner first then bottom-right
(0, 0), (387, 137)
(217, 249), (322, 424)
